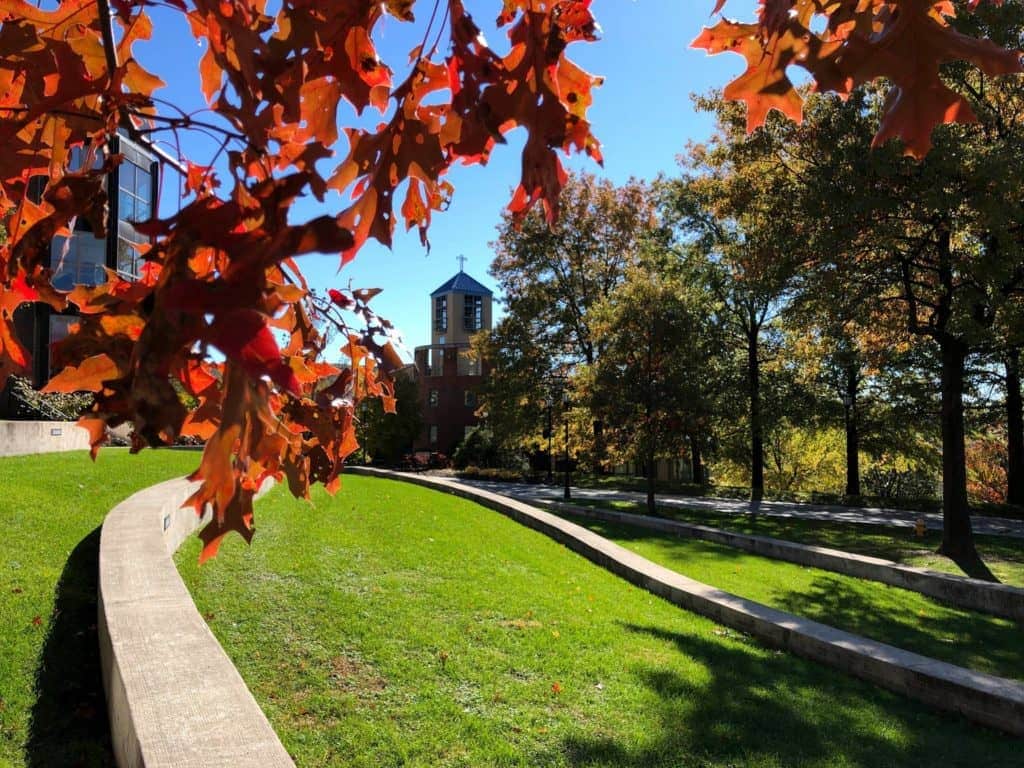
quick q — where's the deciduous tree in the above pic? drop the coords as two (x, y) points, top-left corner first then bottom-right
(664, 99), (804, 501)
(582, 266), (708, 514)
(790, 84), (1024, 578)
(487, 171), (660, 470)
(356, 373), (423, 466)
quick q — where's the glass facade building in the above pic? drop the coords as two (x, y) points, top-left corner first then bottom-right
(12, 133), (159, 386)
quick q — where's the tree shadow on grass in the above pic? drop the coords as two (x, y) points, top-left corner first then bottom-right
(773, 574), (1024, 681)
(560, 514), (749, 562)
(26, 526), (114, 767)
(566, 514), (1023, 679)
(562, 622), (1019, 768)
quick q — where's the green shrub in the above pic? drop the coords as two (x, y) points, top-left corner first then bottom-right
(452, 427), (506, 470)
(457, 465), (526, 482)
(4, 376), (92, 421)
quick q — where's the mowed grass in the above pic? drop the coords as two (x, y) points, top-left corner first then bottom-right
(177, 475), (1020, 768)
(0, 449), (201, 768)
(563, 498), (1024, 586)
(552, 511), (1024, 681)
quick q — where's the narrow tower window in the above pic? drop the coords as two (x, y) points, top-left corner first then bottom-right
(434, 296), (448, 332)
(463, 295), (483, 331)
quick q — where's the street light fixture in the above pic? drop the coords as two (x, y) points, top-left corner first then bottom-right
(562, 390), (571, 501)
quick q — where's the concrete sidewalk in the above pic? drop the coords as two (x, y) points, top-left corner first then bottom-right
(444, 477), (1024, 539)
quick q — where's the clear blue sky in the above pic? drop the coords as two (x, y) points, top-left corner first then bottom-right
(139, 1), (759, 361)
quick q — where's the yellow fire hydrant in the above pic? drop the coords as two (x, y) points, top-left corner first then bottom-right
(915, 517), (927, 538)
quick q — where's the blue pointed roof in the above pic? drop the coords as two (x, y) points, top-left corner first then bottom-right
(431, 271), (492, 298)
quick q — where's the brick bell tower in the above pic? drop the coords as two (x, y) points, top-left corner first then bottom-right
(413, 258), (492, 454)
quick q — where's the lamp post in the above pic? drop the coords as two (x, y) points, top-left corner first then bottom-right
(562, 390), (571, 501)
(544, 397), (554, 483)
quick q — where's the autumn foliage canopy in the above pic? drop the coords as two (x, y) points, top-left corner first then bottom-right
(0, 0), (1018, 558)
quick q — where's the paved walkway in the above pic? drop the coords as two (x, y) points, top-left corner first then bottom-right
(444, 477), (1024, 539)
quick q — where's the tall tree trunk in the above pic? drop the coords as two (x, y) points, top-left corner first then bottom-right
(748, 329), (764, 501)
(844, 364), (861, 497)
(689, 432), (704, 486)
(646, 441), (656, 516)
(645, 333), (656, 515)
(937, 340), (996, 581)
(1005, 349), (1024, 506)
(592, 419), (605, 475)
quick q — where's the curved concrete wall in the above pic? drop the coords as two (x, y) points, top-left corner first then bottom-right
(350, 467), (1024, 737)
(98, 476), (294, 768)
(0, 419), (90, 456)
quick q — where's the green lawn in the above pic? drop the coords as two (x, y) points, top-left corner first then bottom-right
(0, 449), (201, 768)
(561, 498), (1024, 586)
(177, 475), (1020, 768)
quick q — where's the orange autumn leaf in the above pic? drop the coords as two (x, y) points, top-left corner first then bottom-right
(42, 354), (122, 393)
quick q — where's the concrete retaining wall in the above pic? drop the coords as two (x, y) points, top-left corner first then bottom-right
(98, 476), (293, 768)
(0, 419), (90, 456)
(537, 499), (1024, 623)
(350, 468), (1024, 737)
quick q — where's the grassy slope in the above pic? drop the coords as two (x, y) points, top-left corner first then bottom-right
(554, 512), (1023, 681)
(0, 449), (200, 768)
(177, 475), (1020, 768)
(565, 498), (1024, 586)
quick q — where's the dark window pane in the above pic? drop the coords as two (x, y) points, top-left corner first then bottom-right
(49, 236), (73, 289)
(69, 145), (104, 172)
(135, 166), (152, 200)
(117, 238), (141, 278)
(27, 175), (47, 204)
(51, 233), (106, 288)
(78, 236), (107, 285)
(119, 189), (135, 221)
(119, 162), (136, 193)
(49, 315), (77, 372)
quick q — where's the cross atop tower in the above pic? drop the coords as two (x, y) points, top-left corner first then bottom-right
(457, 254), (467, 272)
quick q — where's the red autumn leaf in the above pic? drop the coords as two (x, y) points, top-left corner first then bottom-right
(328, 288), (354, 309)
(206, 309), (301, 396)
(0, 316), (30, 380)
(76, 418), (109, 460)
(185, 161), (219, 196)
